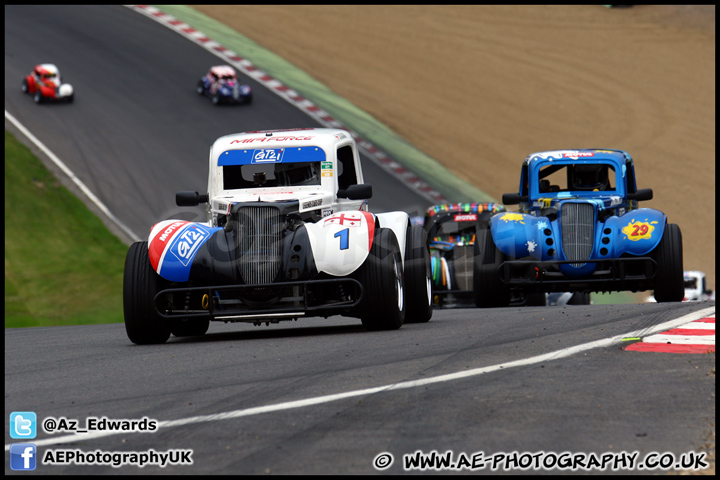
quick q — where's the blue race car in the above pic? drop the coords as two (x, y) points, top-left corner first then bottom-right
(475, 149), (684, 307)
(196, 65), (252, 106)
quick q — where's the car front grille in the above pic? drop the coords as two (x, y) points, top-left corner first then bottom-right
(561, 203), (595, 267)
(236, 206), (284, 284)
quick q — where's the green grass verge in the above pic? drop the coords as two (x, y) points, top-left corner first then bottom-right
(4, 130), (128, 328)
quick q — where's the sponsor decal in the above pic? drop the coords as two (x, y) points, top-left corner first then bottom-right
(321, 161), (332, 169)
(157, 221), (187, 243)
(230, 136), (315, 144)
(252, 148), (284, 163)
(302, 199), (323, 209)
(622, 219), (657, 241)
(169, 225), (211, 267)
(499, 213), (526, 224)
(322, 208), (333, 217)
(453, 214), (477, 222)
(563, 151), (595, 158)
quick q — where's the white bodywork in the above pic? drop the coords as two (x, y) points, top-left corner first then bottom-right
(203, 128), (410, 276)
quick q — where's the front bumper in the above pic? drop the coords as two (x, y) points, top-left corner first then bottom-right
(497, 256), (657, 293)
(155, 278), (362, 323)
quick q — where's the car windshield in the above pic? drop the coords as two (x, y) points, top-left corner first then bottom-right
(537, 163), (616, 194)
(223, 162), (322, 189)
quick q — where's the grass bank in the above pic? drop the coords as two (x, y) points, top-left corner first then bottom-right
(4, 130), (127, 328)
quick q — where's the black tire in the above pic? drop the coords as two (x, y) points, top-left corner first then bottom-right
(473, 228), (511, 308)
(196, 80), (205, 95)
(21, 78), (28, 94)
(212, 93), (221, 105)
(123, 242), (171, 344)
(652, 223), (684, 302)
(66, 94), (74, 103)
(33, 89), (43, 104)
(357, 228), (405, 330)
(567, 292), (591, 305)
(404, 224), (433, 323)
(170, 318), (210, 337)
(524, 293), (547, 306)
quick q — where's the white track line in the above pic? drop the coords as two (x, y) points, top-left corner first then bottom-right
(5, 110), (141, 243)
(6, 306), (714, 451)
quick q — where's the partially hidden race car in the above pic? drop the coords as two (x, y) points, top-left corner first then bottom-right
(646, 270), (715, 303)
(424, 202), (504, 307)
(425, 202), (590, 307)
(123, 128), (433, 344)
(475, 149), (684, 306)
(196, 65), (252, 106)
(21, 64), (74, 103)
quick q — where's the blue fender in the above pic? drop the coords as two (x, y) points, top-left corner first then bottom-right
(604, 208), (666, 256)
(490, 212), (547, 259)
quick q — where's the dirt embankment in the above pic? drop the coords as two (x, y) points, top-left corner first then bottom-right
(192, 5), (715, 291)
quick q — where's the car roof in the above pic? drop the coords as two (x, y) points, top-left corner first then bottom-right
(210, 65), (236, 76)
(523, 149), (632, 168)
(210, 128), (354, 158)
(36, 63), (59, 75)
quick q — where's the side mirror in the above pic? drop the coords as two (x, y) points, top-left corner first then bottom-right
(176, 191), (209, 206)
(501, 193), (526, 205)
(340, 184), (373, 200)
(628, 188), (653, 202)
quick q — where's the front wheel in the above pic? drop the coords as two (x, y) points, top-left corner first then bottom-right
(21, 78), (29, 94)
(356, 228), (405, 330)
(123, 242), (171, 344)
(196, 80), (205, 95)
(33, 89), (43, 104)
(473, 228), (511, 308)
(652, 223), (684, 302)
(404, 224), (433, 323)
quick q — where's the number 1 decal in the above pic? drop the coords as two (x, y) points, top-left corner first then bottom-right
(334, 228), (349, 250)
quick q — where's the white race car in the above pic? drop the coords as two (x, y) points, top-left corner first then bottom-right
(645, 270), (714, 303)
(123, 128), (433, 344)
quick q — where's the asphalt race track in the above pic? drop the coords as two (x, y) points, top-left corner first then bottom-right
(4, 5), (716, 475)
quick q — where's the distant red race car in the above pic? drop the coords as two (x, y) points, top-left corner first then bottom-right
(21, 64), (74, 103)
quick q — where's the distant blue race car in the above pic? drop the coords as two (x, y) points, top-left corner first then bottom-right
(196, 65), (252, 106)
(475, 149), (684, 307)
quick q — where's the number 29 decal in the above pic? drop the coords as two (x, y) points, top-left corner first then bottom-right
(621, 220), (657, 241)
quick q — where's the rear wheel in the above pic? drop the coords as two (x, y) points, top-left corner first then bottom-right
(357, 228), (405, 330)
(652, 223), (684, 302)
(473, 228), (511, 308)
(404, 224), (432, 323)
(123, 242), (171, 344)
